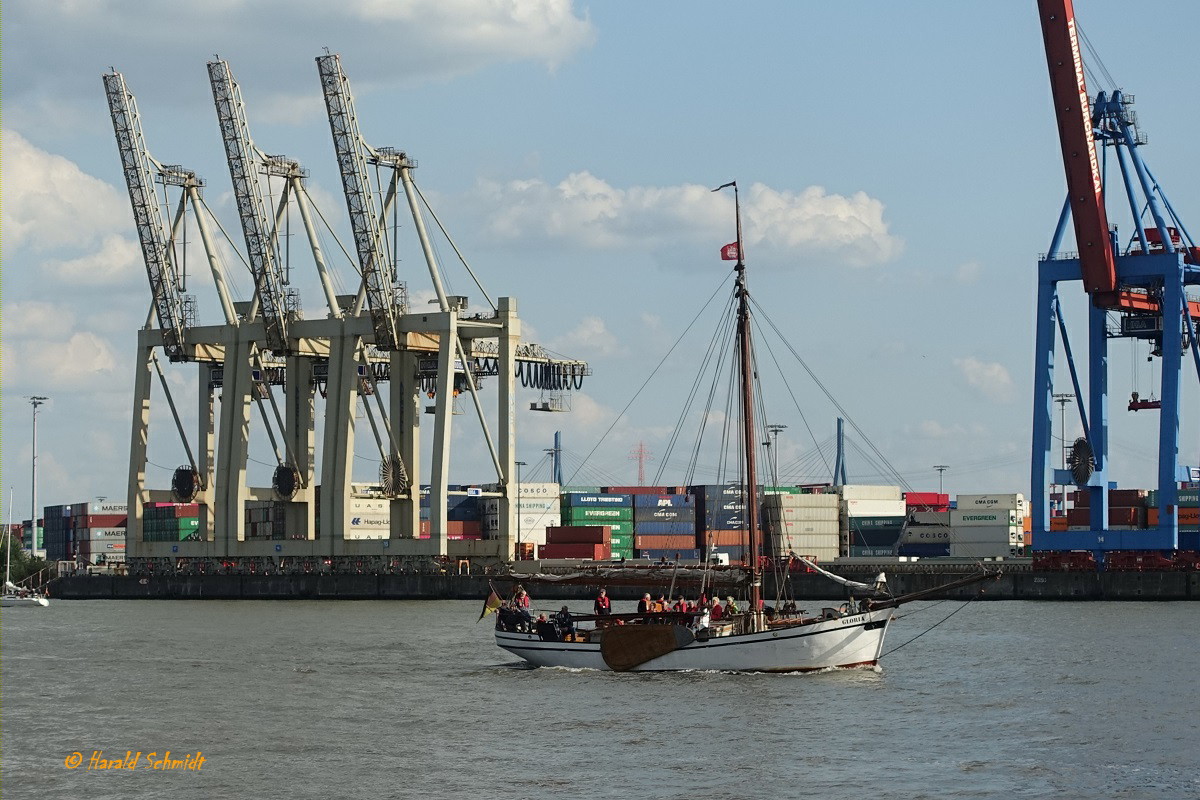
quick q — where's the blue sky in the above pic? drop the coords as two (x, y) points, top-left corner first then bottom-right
(3, 0), (1198, 520)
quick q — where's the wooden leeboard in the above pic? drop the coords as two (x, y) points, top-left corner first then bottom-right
(599, 625), (695, 671)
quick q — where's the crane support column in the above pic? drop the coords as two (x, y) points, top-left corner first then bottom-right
(391, 349), (422, 541)
(497, 298), (520, 558)
(284, 356), (317, 540)
(319, 328), (360, 555)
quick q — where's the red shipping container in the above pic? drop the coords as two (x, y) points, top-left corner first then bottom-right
(446, 521), (482, 537)
(905, 492), (949, 506)
(1109, 489), (1148, 507)
(1183, 507), (1200, 528)
(634, 534), (697, 550)
(1050, 516), (1069, 531)
(547, 525), (611, 544)
(1067, 506), (1145, 527)
(78, 514), (129, 528)
(698, 529), (746, 546)
(539, 543), (609, 559)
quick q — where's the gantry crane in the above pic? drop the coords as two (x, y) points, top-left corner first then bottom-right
(1031, 0), (1200, 557)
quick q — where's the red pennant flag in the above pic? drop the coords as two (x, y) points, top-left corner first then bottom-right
(720, 242), (740, 261)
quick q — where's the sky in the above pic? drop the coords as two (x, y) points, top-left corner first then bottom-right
(2, 0), (1198, 522)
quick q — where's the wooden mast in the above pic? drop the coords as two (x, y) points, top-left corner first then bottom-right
(730, 183), (762, 627)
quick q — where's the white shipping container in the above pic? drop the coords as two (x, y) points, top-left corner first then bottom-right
(768, 537), (839, 562)
(764, 493), (840, 509)
(82, 528), (126, 539)
(955, 494), (1027, 512)
(344, 512), (389, 539)
(839, 485), (902, 501)
(951, 509), (1019, 527)
(350, 498), (389, 514)
(842, 499), (908, 517)
(481, 498), (559, 515)
(763, 505), (840, 522)
(769, 520), (841, 535)
(481, 481), (560, 498)
(89, 502), (129, 515)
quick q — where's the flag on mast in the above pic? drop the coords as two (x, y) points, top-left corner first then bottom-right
(720, 242), (740, 261)
(478, 582), (504, 621)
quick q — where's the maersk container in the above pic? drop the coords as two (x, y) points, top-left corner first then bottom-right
(839, 484), (902, 501)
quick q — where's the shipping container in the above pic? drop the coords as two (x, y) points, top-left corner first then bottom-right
(633, 520), (697, 536)
(632, 506), (696, 523)
(635, 534), (700, 551)
(1066, 506), (1146, 527)
(539, 543), (609, 560)
(839, 485), (902, 501)
(636, 548), (703, 562)
(765, 493), (840, 508)
(848, 546), (897, 558)
(697, 529), (746, 547)
(904, 492), (949, 507)
(847, 529), (904, 547)
(547, 525), (611, 544)
(762, 505), (840, 522)
(562, 506), (633, 522)
(841, 498), (907, 518)
(955, 493), (1027, 511)
(767, 520), (841, 536)
(846, 515), (906, 531)
(561, 492), (632, 508)
(950, 509), (1020, 527)
(632, 494), (695, 508)
(602, 486), (685, 496)
(897, 542), (951, 557)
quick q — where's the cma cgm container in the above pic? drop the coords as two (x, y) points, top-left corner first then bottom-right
(633, 506), (696, 524)
(956, 493), (1027, 514)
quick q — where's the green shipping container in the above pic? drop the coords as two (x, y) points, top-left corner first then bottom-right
(562, 507), (633, 522)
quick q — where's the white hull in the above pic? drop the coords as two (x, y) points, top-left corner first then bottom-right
(495, 609), (893, 672)
(1, 593), (49, 608)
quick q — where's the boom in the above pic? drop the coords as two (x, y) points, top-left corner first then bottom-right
(1036, 0), (1118, 304)
(208, 59), (293, 353)
(102, 71), (193, 361)
(315, 53), (405, 350)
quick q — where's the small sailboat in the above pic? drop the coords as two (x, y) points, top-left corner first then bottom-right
(489, 182), (994, 671)
(2, 490), (49, 608)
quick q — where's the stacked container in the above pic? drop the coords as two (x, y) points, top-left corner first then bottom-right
(840, 485), (906, 557)
(901, 494), (1024, 557)
(539, 525), (611, 560)
(632, 493), (694, 560)
(142, 503), (197, 543)
(561, 493), (633, 550)
(763, 492), (839, 561)
(481, 481), (561, 547)
(43, 505), (70, 562)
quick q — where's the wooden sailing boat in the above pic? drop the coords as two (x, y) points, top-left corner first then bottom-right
(492, 182), (994, 671)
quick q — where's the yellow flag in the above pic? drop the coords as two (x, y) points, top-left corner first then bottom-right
(478, 588), (504, 622)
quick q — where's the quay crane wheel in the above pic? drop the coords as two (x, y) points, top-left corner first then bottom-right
(172, 465), (201, 503)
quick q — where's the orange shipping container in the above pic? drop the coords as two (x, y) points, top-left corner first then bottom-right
(1146, 507), (1199, 527)
(1023, 515), (1032, 533)
(1050, 516), (1069, 531)
(699, 529), (747, 546)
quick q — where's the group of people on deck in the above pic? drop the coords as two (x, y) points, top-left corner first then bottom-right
(635, 592), (739, 619)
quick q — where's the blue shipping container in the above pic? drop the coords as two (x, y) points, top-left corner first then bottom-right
(633, 507), (696, 523)
(634, 520), (697, 536)
(562, 493), (632, 508)
(633, 494), (695, 508)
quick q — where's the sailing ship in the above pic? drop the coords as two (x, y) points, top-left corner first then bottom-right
(2, 491), (49, 608)
(489, 181), (995, 671)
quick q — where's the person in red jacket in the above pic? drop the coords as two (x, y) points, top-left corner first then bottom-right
(594, 588), (611, 616)
(710, 598), (724, 621)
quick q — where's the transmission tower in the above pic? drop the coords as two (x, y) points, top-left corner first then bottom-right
(629, 442), (653, 486)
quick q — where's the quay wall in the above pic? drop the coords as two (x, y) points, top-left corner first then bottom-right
(49, 571), (1200, 601)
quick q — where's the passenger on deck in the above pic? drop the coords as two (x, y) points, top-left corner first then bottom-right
(594, 588), (611, 616)
(710, 599), (724, 621)
(554, 606), (576, 640)
(637, 593), (652, 614)
(512, 585), (532, 630)
(672, 595), (687, 612)
(656, 594), (669, 612)
(726, 596), (740, 614)
(535, 614), (557, 641)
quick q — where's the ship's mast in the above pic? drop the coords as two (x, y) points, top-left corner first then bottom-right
(723, 181), (763, 625)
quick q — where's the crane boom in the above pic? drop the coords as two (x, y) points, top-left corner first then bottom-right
(208, 59), (291, 353)
(1036, 0), (1118, 302)
(316, 53), (403, 350)
(102, 71), (192, 361)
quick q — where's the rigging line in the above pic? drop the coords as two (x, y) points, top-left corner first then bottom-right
(654, 290), (739, 485)
(750, 297), (913, 492)
(879, 592), (982, 660)
(1077, 24), (1118, 91)
(564, 271), (733, 487)
(412, 181), (496, 311)
(684, 299), (740, 488)
(300, 184), (365, 278)
(751, 314), (833, 481)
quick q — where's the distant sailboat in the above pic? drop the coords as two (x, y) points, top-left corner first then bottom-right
(2, 489), (48, 608)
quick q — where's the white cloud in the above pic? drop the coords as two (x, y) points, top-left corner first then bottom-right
(549, 316), (621, 357)
(43, 234), (142, 286)
(473, 173), (902, 269)
(0, 129), (130, 252)
(954, 356), (1015, 403)
(2, 301), (78, 335)
(10, 332), (120, 391)
(4, 1), (594, 127)
(913, 419), (968, 439)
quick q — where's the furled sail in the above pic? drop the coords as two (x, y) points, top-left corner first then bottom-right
(794, 558), (888, 595)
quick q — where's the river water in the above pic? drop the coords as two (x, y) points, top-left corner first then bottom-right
(2, 598), (1196, 800)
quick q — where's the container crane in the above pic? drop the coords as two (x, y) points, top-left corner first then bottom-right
(1031, 0), (1200, 558)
